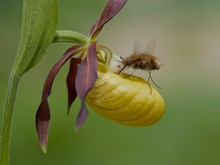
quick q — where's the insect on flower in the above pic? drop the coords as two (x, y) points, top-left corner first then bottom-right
(117, 41), (162, 93)
(35, 0), (165, 154)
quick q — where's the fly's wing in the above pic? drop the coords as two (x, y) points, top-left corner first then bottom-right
(145, 39), (156, 55)
(133, 39), (156, 55)
(133, 40), (142, 54)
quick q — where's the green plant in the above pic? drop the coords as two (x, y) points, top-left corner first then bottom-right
(0, 1), (165, 165)
(0, 0), (128, 164)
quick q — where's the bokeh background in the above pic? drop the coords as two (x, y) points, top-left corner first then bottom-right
(1, 0), (220, 165)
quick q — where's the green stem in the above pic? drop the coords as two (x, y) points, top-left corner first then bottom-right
(0, 72), (21, 165)
(53, 30), (89, 45)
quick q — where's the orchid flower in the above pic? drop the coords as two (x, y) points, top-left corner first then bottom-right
(36, 0), (128, 153)
(35, 0), (165, 153)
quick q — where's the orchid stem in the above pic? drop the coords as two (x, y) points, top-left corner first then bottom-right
(0, 71), (21, 165)
(53, 30), (89, 45)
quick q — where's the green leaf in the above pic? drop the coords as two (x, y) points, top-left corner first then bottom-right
(12, 0), (58, 75)
(0, 0), (58, 162)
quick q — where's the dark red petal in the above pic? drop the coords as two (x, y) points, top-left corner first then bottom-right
(36, 99), (50, 153)
(41, 45), (82, 99)
(36, 45), (82, 152)
(66, 58), (81, 115)
(75, 43), (98, 130)
(90, 0), (128, 38)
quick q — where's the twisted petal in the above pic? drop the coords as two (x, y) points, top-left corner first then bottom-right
(66, 58), (81, 115)
(75, 43), (98, 130)
(90, 0), (128, 38)
(36, 45), (82, 152)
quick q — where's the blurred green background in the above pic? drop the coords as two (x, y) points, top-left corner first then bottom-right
(1, 0), (220, 165)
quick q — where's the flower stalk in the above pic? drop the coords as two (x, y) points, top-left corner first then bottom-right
(0, 72), (20, 165)
(52, 30), (88, 45)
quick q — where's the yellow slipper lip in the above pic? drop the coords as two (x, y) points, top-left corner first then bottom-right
(86, 63), (165, 126)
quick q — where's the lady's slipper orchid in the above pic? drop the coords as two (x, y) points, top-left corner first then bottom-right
(36, 0), (165, 153)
